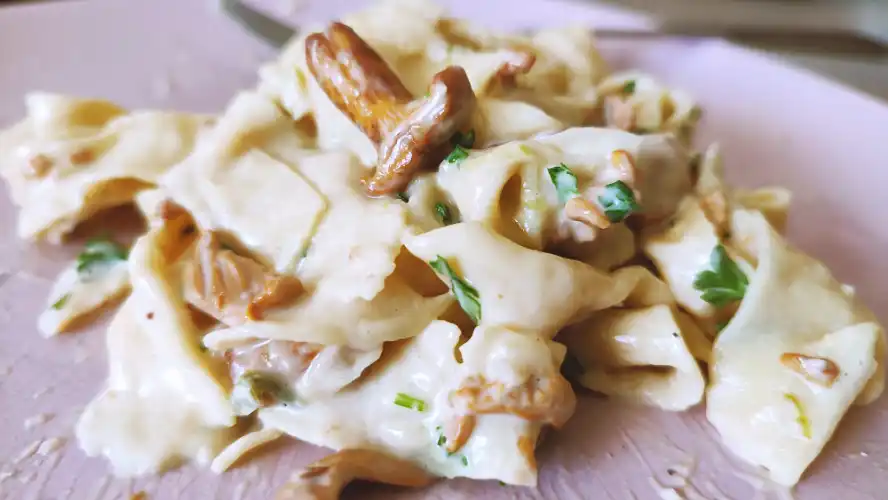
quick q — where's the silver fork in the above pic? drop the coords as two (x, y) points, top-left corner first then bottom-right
(221, 0), (888, 56)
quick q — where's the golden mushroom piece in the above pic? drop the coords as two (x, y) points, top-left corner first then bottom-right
(275, 449), (436, 500)
(304, 22), (478, 196)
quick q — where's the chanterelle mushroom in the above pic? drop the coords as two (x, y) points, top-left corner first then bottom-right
(275, 449), (435, 500)
(304, 22), (477, 196)
(443, 372), (576, 453)
(183, 232), (303, 324)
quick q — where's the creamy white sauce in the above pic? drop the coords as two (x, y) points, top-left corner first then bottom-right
(260, 320), (541, 486)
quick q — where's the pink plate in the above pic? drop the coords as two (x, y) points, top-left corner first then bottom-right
(1, 1), (887, 499)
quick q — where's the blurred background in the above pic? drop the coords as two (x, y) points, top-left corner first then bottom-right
(597, 0), (888, 101)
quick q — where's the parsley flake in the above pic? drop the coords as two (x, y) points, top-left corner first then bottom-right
(597, 181), (639, 222)
(50, 293), (70, 310)
(444, 130), (475, 165)
(429, 256), (481, 324)
(693, 245), (749, 307)
(76, 238), (128, 274)
(622, 80), (637, 95)
(394, 392), (427, 412)
(446, 145), (470, 164)
(460, 455), (469, 466)
(435, 202), (454, 225)
(547, 163), (579, 203)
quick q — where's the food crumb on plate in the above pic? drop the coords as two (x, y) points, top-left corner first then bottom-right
(36, 437), (66, 456)
(23, 412), (54, 430)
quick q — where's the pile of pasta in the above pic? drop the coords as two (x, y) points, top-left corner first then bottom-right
(0, 0), (883, 496)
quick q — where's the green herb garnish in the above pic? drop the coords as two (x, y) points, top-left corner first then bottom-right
(435, 202), (454, 225)
(429, 256), (481, 324)
(50, 293), (70, 310)
(445, 145), (470, 165)
(452, 129), (475, 148)
(436, 434), (446, 447)
(394, 392), (427, 412)
(230, 371), (294, 416)
(784, 393), (812, 439)
(444, 130), (475, 165)
(460, 455), (469, 466)
(716, 320), (729, 332)
(76, 238), (128, 274)
(622, 80), (637, 95)
(597, 180), (639, 223)
(396, 192), (409, 202)
(547, 163), (579, 203)
(693, 245), (749, 307)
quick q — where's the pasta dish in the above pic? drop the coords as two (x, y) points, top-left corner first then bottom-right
(0, 0), (883, 497)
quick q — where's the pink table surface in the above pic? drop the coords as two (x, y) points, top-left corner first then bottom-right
(1, 1), (888, 499)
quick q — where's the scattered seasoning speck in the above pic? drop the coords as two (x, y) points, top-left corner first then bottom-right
(146, 312), (155, 320)
(36, 437), (66, 456)
(460, 455), (468, 466)
(23, 412), (53, 430)
(27, 154), (54, 177)
(70, 148), (95, 165)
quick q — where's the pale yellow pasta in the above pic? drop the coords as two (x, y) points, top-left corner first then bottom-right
(0, 93), (209, 241)
(561, 304), (710, 411)
(211, 427), (284, 474)
(707, 210), (884, 486)
(0, 0), (880, 492)
(404, 222), (632, 338)
(38, 259), (130, 337)
(643, 196), (721, 323)
(161, 92), (326, 274)
(597, 71), (700, 142)
(76, 225), (236, 476)
(259, 320), (543, 486)
(734, 186), (793, 234)
(436, 128), (691, 250)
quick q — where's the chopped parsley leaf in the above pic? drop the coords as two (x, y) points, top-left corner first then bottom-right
(547, 163), (579, 203)
(597, 180), (639, 223)
(50, 293), (70, 310)
(436, 434), (446, 447)
(622, 80), (637, 95)
(435, 202), (454, 225)
(230, 371), (294, 416)
(445, 144), (470, 165)
(76, 238), (128, 274)
(394, 392), (427, 412)
(693, 245), (749, 307)
(429, 256), (481, 324)
(460, 455), (469, 466)
(444, 129), (475, 165)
